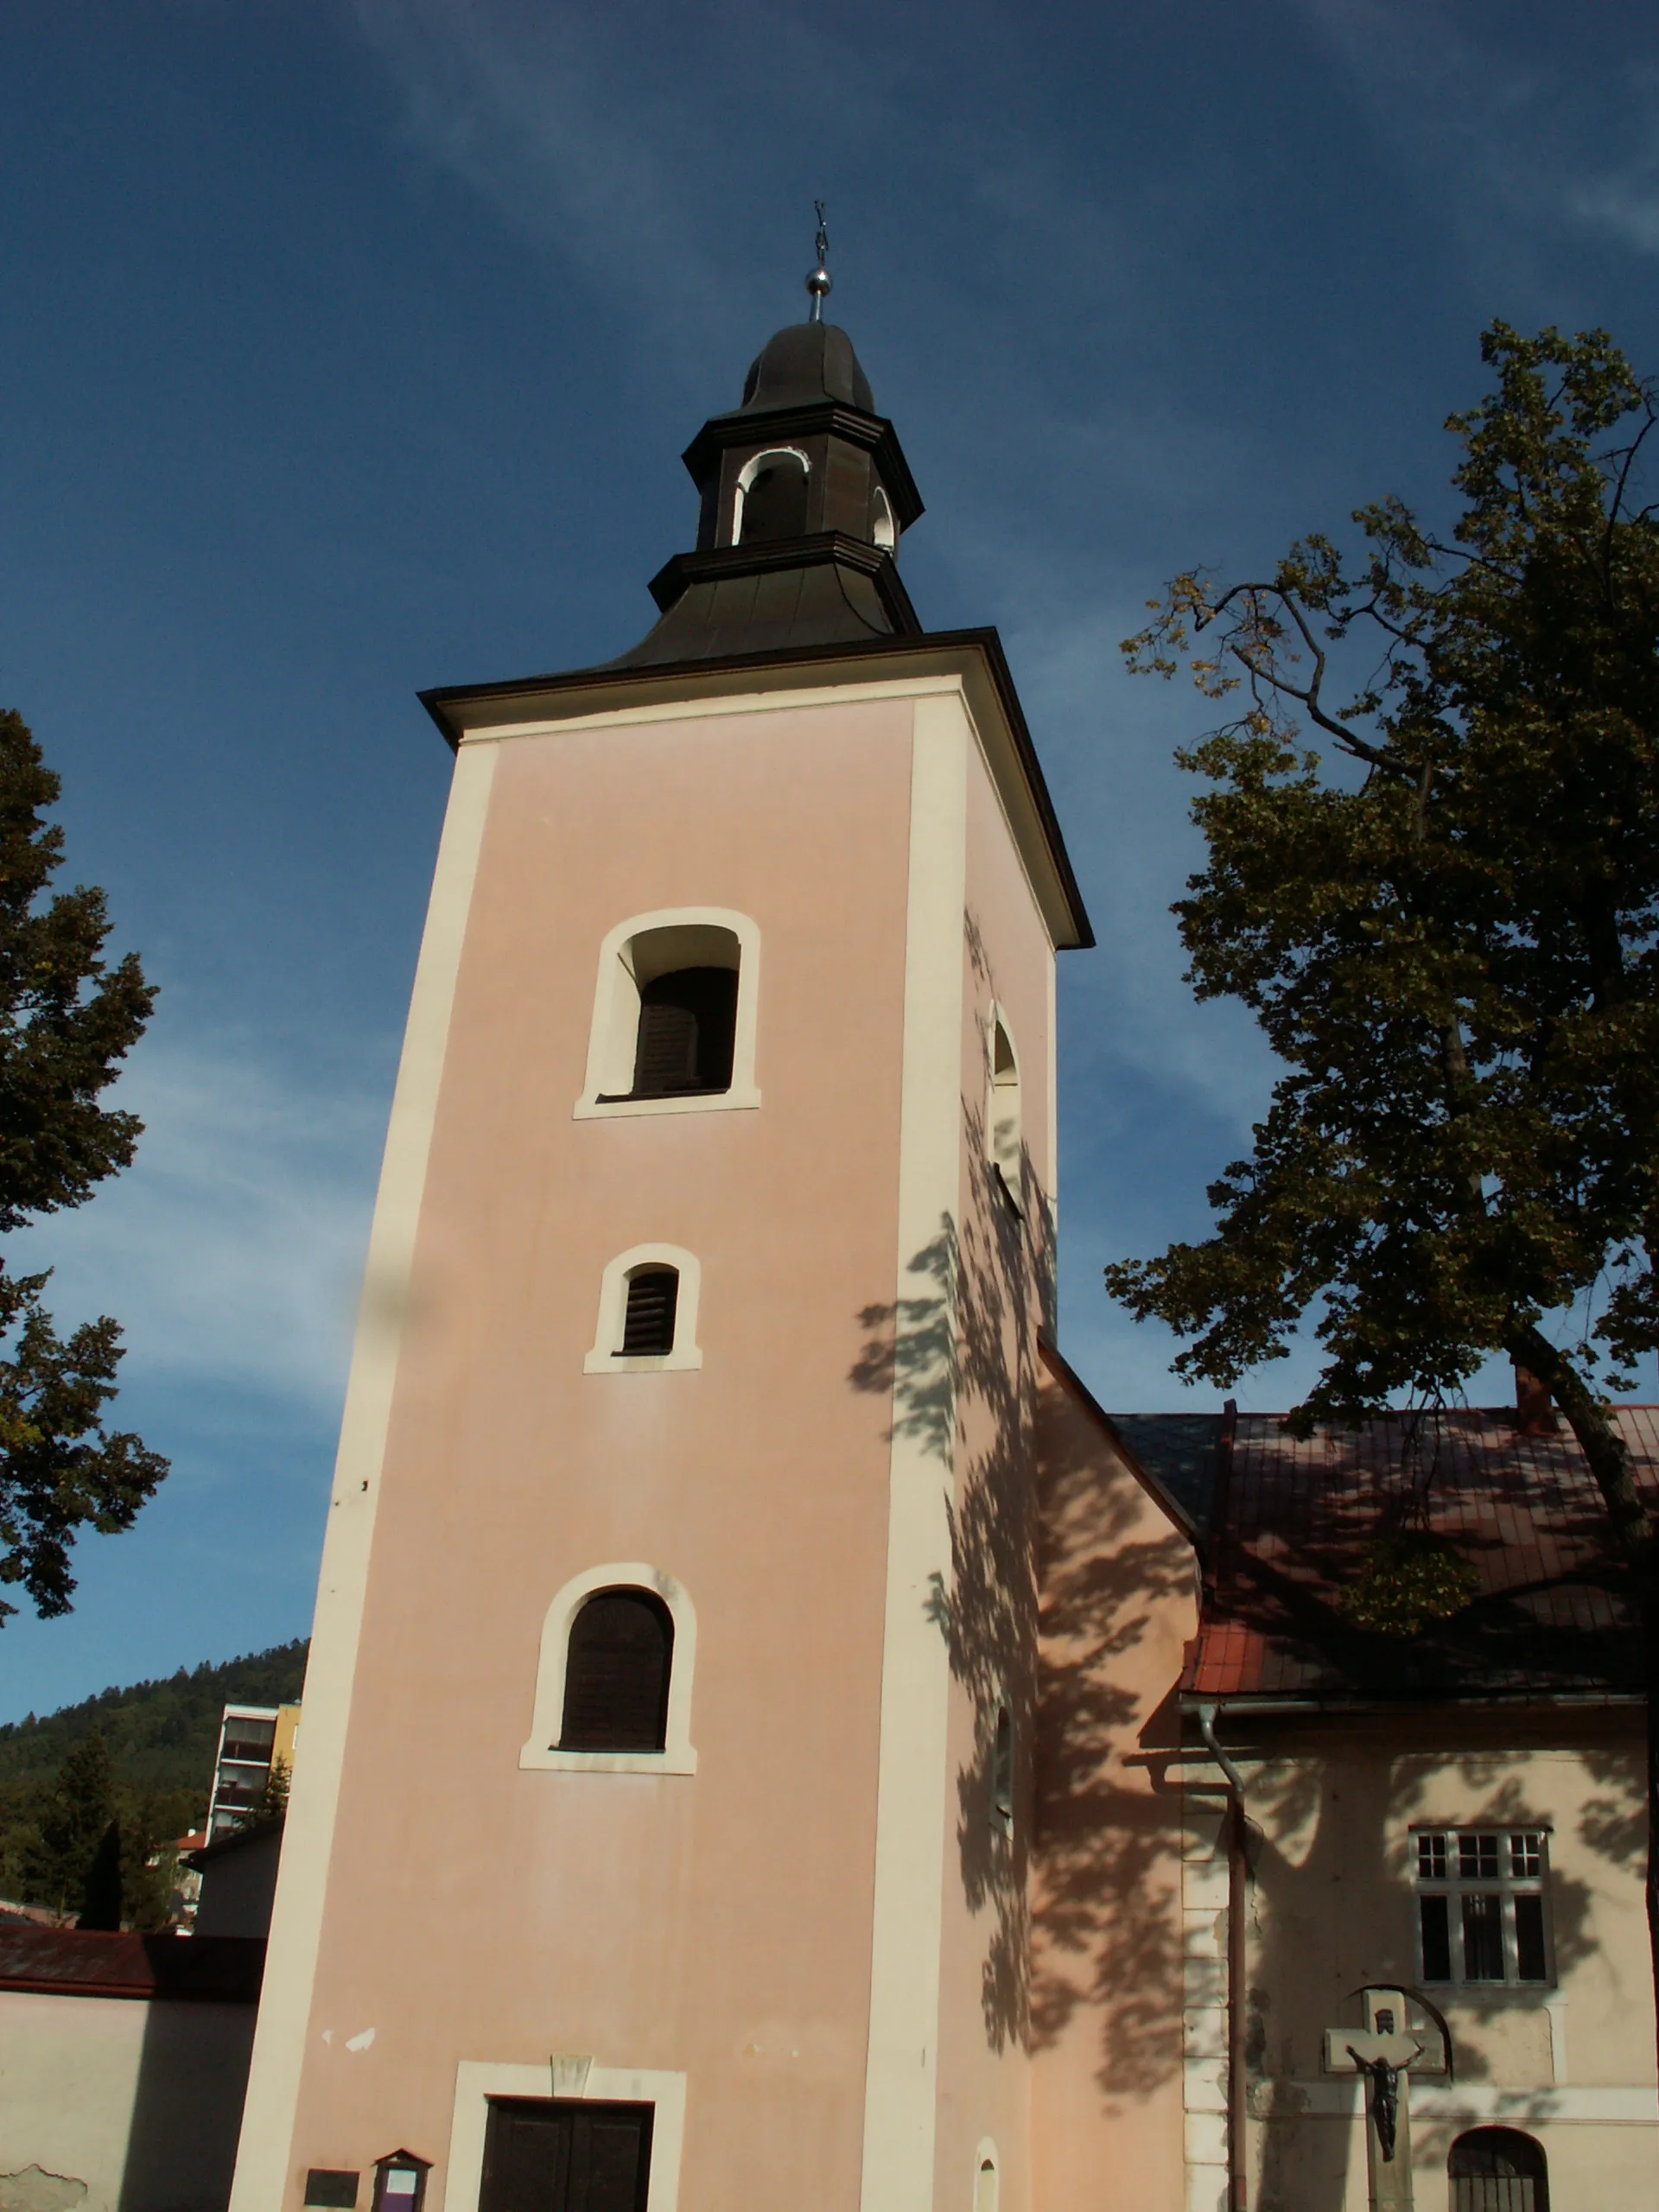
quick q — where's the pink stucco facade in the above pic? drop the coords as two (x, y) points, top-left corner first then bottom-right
(231, 655), (1148, 2212)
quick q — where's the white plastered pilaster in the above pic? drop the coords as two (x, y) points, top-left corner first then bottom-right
(227, 738), (499, 2212)
(857, 694), (969, 2212)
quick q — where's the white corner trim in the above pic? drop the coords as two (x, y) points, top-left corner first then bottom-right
(858, 693), (969, 2212)
(583, 1244), (704, 1374)
(228, 740), (501, 2212)
(573, 906), (761, 1119)
(519, 1563), (698, 1775)
(446, 2062), (687, 2212)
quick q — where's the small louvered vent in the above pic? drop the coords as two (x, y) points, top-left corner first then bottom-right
(619, 1269), (678, 1357)
(559, 1589), (674, 1751)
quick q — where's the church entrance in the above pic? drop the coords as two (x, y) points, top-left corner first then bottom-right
(479, 2100), (654, 2212)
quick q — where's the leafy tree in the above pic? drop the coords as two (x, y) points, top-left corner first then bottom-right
(0, 709), (164, 1622)
(1110, 323), (1659, 2045)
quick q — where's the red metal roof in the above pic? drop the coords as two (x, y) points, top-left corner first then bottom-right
(0, 1926), (264, 2001)
(1181, 1407), (1658, 1702)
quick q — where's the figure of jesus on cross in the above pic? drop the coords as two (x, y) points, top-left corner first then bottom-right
(1323, 1986), (1447, 2211)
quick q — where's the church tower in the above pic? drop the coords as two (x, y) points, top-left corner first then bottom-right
(230, 270), (1091, 2212)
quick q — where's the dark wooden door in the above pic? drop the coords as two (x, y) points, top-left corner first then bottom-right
(479, 2100), (653, 2212)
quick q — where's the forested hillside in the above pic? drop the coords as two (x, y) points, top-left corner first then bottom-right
(0, 1639), (308, 1796)
(0, 1639), (309, 1911)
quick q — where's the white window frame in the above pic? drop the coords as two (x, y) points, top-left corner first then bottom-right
(584, 1245), (703, 1374)
(445, 2060), (686, 2212)
(519, 1563), (698, 1775)
(730, 445), (810, 545)
(871, 485), (897, 551)
(574, 906), (761, 1121)
(1412, 1827), (1553, 1988)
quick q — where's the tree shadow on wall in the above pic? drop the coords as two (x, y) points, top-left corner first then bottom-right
(1027, 1408), (1194, 2101)
(850, 1066), (1092, 2061)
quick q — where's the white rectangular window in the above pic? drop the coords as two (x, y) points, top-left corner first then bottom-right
(1414, 1828), (1551, 1986)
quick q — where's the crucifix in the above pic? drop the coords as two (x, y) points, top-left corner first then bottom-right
(1322, 1987), (1446, 2211)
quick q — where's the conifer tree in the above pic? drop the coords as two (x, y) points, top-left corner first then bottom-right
(1113, 323), (1659, 2055)
(26, 1726), (115, 1920)
(0, 709), (165, 1624)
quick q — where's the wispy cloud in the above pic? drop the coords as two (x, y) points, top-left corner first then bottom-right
(1295, 0), (1659, 281)
(9, 1026), (385, 1419)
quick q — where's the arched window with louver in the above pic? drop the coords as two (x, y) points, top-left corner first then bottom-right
(585, 1246), (702, 1374)
(559, 1589), (674, 1753)
(521, 1564), (698, 1773)
(1449, 2128), (1548, 2212)
(577, 910), (760, 1120)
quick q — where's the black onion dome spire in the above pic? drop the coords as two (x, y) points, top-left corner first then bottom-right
(739, 321), (875, 414)
(608, 310), (924, 670)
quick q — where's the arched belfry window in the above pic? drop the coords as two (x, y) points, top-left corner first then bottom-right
(521, 1565), (698, 1774)
(988, 1009), (1023, 1215)
(1449, 2128), (1548, 2211)
(871, 485), (896, 552)
(586, 1245), (703, 1373)
(732, 446), (810, 545)
(576, 909), (761, 1120)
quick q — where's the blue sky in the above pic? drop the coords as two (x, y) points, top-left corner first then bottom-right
(4, 1), (1659, 1719)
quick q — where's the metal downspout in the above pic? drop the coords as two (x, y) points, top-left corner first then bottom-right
(1198, 1702), (1249, 2212)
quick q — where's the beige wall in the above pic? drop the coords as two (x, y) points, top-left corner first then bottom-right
(1231, 1710), (1655, 2211)
(1027, 1361), (1198, 2212)
(0, 1991), (255, 2212)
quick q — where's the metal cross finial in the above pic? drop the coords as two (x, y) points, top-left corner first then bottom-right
(805, 200), (831, 321)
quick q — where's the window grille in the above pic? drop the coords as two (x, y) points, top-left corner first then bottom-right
(1414, 1829), (1550, 1986)
(1449, 2126), (1548, 2212)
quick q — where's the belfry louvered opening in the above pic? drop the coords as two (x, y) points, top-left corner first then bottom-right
(559, 1589), (674, 1752)
(582, 914), (756, 1117)
(618, 1268), (679, 1357)
(630, 967), (738, 1097)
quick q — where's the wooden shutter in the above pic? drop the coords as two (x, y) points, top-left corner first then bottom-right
(559, 1590), (674, 1751)
(480, 2100), (652, 2212)
(619, 1270), (678, 1357)
(631, 969), (738, 1096)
